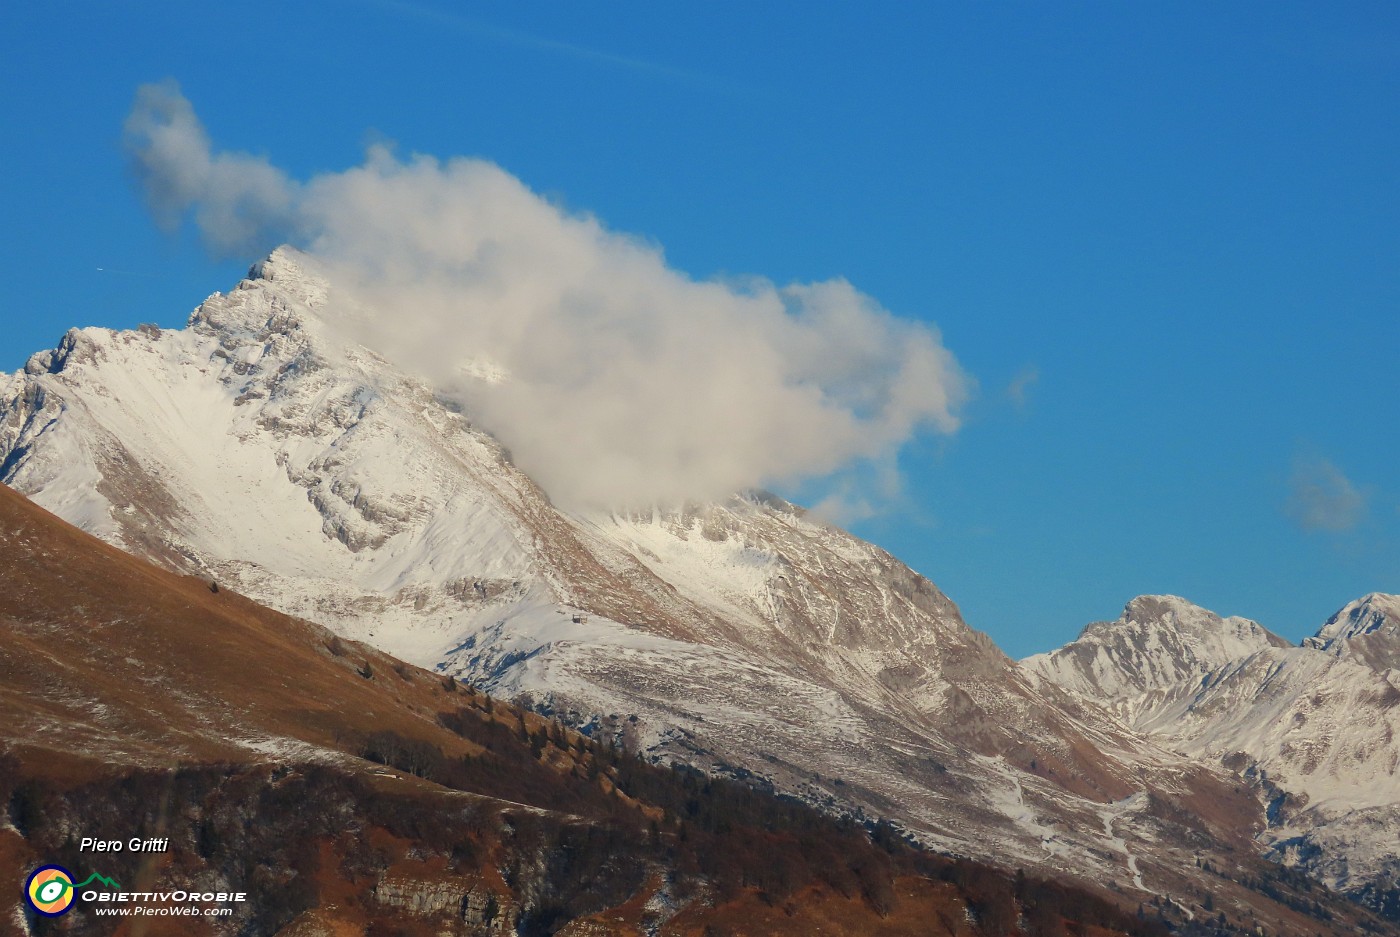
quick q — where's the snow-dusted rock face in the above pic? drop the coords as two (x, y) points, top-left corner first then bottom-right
(1135, 648), (1400, 808)
(1305, 593), (1400, 672)
(1028, 593), (1400, 914)
(1141, 645), (1400, 911)
(1022, 595), (1291, 712)
(0, 249), (1373, 924)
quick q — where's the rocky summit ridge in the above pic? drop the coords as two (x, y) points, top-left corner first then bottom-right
(1022, 594), (1293, 706)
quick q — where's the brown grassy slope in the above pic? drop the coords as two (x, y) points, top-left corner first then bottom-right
(0, 478), (484, 774)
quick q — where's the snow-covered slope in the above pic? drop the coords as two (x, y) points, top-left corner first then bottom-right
(1148, 641), (1400, 911)
(1027, 594), (1400, 914)
(0, 249), (1367, 929)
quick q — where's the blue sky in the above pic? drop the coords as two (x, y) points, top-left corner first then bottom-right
(3, 2), (1396, 656)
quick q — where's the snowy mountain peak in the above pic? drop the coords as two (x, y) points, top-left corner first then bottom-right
(243, 244), (328, 301)
(1122, 593), (1205, 621)
(248, 243), (309, 281)
(1023, 594), (1288, 701)
(189, 246), (330, 341)
(1304, 592), (1400, 671)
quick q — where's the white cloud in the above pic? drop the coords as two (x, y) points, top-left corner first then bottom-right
(123, 80), (296, 254)
(1285, 457), (1366, 532)
(124, 81), (969, 511)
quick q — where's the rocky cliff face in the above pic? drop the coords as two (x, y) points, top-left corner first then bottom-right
(0, 248), (1376, 930)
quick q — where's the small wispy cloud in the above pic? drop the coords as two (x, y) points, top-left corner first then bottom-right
(805, 458), (904, 527)
(123, 81), (296, 254)
(1285, 457), (1367, 532)
(1006, 365), (1039, 409)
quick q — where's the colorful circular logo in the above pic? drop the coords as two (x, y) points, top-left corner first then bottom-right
(25, 865), (76, 917)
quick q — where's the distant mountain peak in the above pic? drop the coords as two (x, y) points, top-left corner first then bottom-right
(249, 243), (309, 278)
(1024, 594), (1288, 701)
(1304, 592), (1400, 671)
(1122, 593), (1211, 621)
